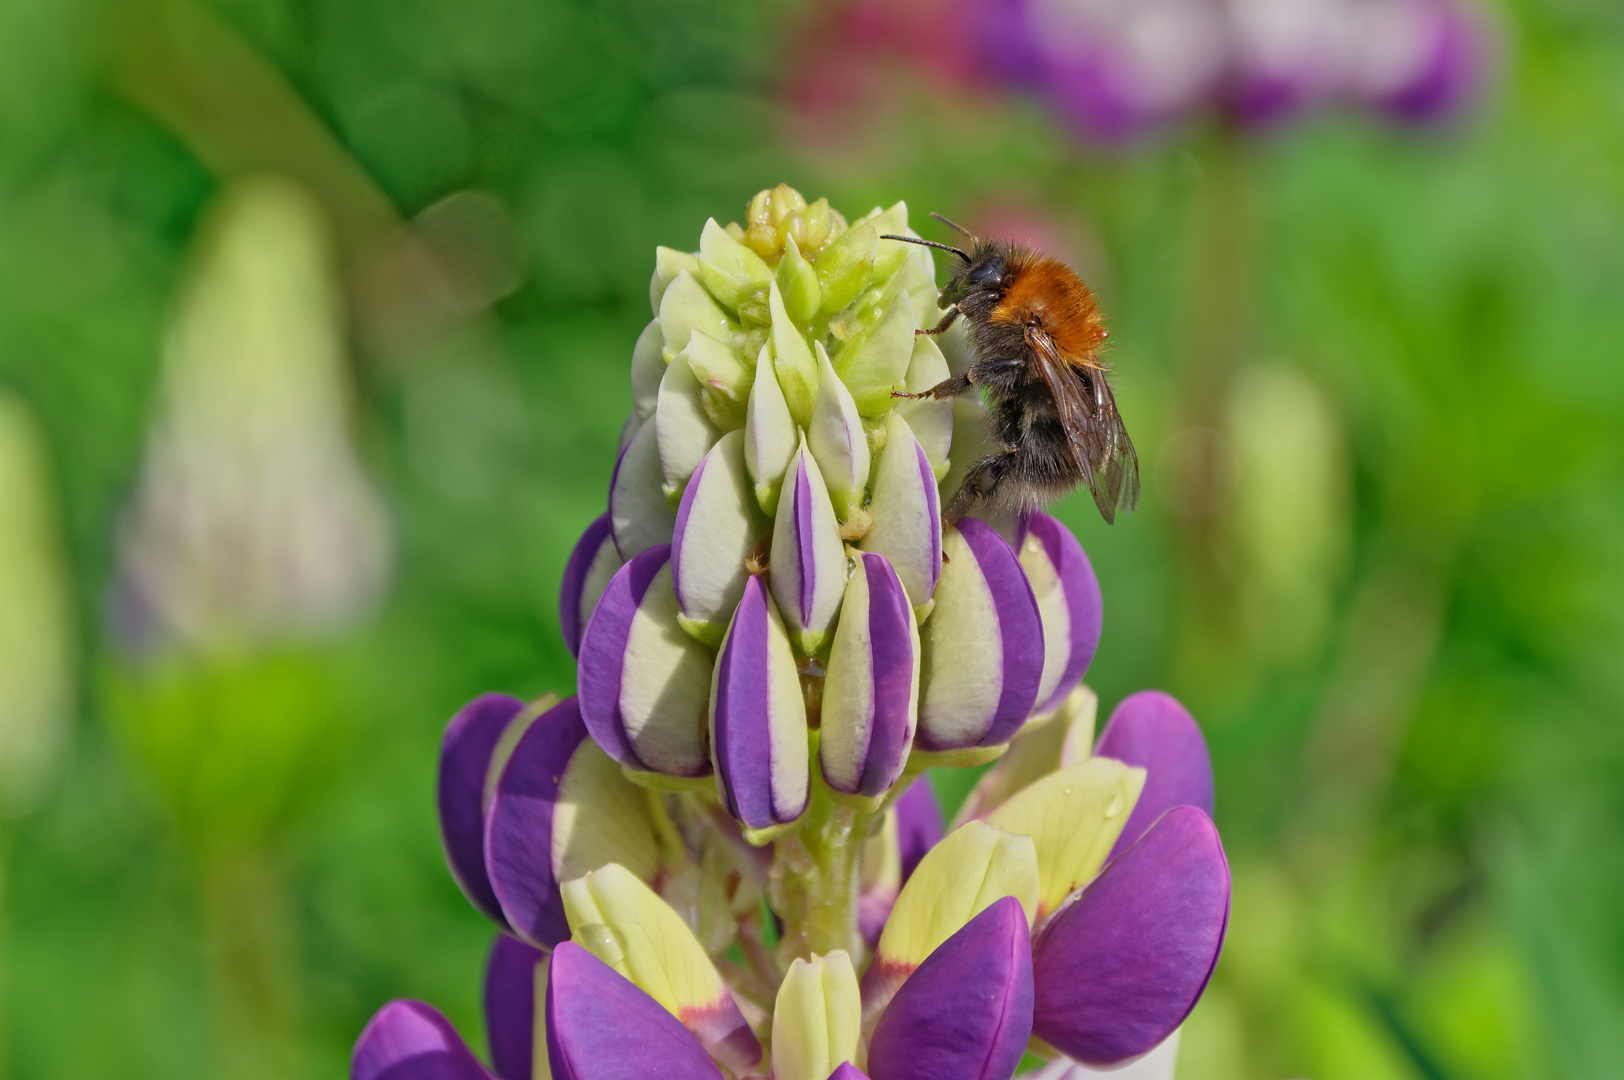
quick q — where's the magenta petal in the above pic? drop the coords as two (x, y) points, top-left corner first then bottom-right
(1031, 806), (1230, 1067)
(484, 934), (545, 1080)
(485, 697), (590, 947)
(438, 694), (525, 928)
(352, 1000), (493, 1080)
(711, 576), (808, 830)
(545, 942), (722, 1080)
(559, 513), (618, 659)
(963, 517), (1046, 747)
(576, 544), (669, 769)
(829, 1066), (872, 1080)
(894, 779), (943, 883)
(1019, 512), (1103, 715)
(867, 896), (1034, 1080)
(1094, 691), (1215, 858)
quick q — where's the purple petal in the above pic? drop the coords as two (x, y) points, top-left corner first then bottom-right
(352, 1000), (492, 1080)
(484, 934), (545, 1080)
(576, 544), (712, 777)
(1018, 512), (1103, 715)
(820, 552), (919, 800)
(917, 518), (1045, 751)
(485, 697), (590, 947)
(893, 779), (943, 883)
(1031, 806), (1230, 1067)
(559, 514), (619, 659)
(1094, 691), (1214, 858)
(1373, 0), (1489, 123)
(711, 575), (809, 831)
(438, 694), (526, 928)
(867, 896), (1034, 1080)
(829, 1066), (871, 1080)
(545, 942), (722, 1080)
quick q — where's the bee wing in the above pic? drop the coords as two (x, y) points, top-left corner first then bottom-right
(1025, 325), (1141, 524)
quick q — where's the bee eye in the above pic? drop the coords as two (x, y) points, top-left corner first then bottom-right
(966, 257), (1004, 286)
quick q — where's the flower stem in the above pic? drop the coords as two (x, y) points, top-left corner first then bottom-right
(768, 770), (868, 963)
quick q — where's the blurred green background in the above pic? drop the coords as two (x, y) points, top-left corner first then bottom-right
(1, 1), (1619, 1077)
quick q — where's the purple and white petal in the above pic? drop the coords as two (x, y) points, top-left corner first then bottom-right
(559, 514), (621, 659)
(743, 341), (798, 516)
(545, 943), (722, 1080)
(893, 778), (943, 883)
(709, 575), (810, 835)
(768, 439), (847, 656)
(916, 518), (1045, 751)
(860, 412), (942, 609)
(671, 430), (769, 646)
(1094, 690), (1215, 858)
(1031, 806), (1229, 1067)
(352, 1000), (493, 1080)
(820, 552), (919, 805)
(608, 417), (675, 561)
(807, 341), (870, 522)
(484, 934), (545, 1080)
(866, 896), (1034, 1080)
(438, 693), (527, 928)
(484, 697), (591, 947)
(1016, 512), (1102, 716)
(577, 546), (713, 779)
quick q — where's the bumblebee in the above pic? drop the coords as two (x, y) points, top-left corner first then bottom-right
(886, 215), (1140, 525)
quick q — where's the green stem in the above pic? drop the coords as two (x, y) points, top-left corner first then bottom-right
(768, 772), (870, 963)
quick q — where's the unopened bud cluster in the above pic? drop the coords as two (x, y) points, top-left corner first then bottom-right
(561, 185), (1101, 838)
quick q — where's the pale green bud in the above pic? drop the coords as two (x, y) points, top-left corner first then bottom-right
(698, 217), (773, 314)
(776, 234), (823, 325)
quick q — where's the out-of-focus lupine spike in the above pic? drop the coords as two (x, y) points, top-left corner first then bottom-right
(483, 934), (544, 1080)
(866, 897), (1034, 1080)
(352, 1000), (494, 1080)
(545, 942), (722, 1080)
(1031, 807), (1229, 1067)
(438, 693), (528, 929)
(1094, 690), (1215, 859)
(955, 684), (1097, 827)
(608, 416), (675, 561)
(577, 545), (713, 780)
(709, 575), (810, 840)
(771, 950), (862, 1080)
(985, 756), (1145, 919)
(484, 696), (661, 948)
(863, 821), (1038, 1031)
(743, 342), (798, 516)
(672, 430), (769, 645)
(656, 347), (722, 503)
(559, 513), (620, 659)
(808, 341), (871, 522)
(1015, 512), (1102, 715)
(820, 552), (919, 808)
(768, 438), (847, 657)
(892, 778), (944, 883)
(917, 518), (1045, 752)
(560, 864), (760, 1074)
(859, 412), (941, 611)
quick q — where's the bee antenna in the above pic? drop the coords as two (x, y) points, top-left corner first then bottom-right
(928, 212), (976, 239)
(880, 234), (972, 263)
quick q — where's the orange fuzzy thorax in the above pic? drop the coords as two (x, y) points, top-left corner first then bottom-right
(989, 254), (1107, 367)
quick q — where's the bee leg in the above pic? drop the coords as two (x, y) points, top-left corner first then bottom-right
(892, 372), (972, 401)
(942, 451), (1013, 526)
(914, 306), (960, 337)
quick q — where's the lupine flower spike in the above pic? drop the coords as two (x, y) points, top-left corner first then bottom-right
(355, 187), (1231, 1080)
